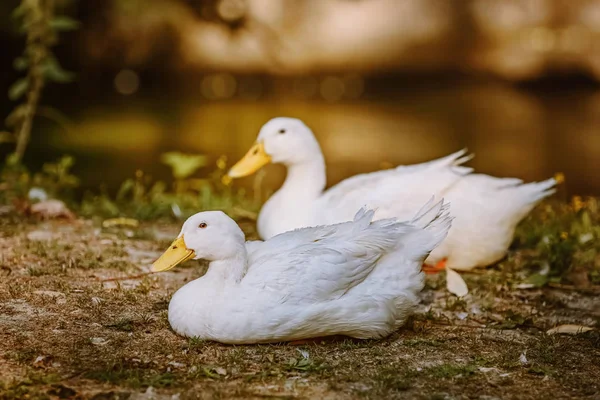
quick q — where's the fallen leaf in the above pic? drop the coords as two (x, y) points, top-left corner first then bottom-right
(90, 337), (109, 346)
(91, 297), (103, 306)
(546, 324), (595, 335)
(446, 267), (468, 297)
(102, 217), (139, 228)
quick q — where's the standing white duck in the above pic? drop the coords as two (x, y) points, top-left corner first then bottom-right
(151, 199), (451, 344)
(227, 117), (556, 271)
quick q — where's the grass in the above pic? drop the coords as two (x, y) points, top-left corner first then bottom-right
(513, 197), (600, 286)
(426, 363), (478, 379)
(0, 193), (599, 398)
(84, 364), (177, 389)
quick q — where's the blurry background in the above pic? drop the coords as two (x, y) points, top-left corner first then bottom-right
(1, 0), (599, 196)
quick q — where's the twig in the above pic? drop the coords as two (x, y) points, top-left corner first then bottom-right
(548, 282), (600, 294)
(422, 321), (488, 330)
(99, 271), (154, 282)
(14, 0), (56, 162)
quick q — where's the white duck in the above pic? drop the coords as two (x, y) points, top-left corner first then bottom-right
(227, 117), (557, 271)
(151, 199), (451, 344)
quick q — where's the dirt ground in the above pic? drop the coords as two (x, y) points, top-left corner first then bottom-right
(0, 216), (599, 400)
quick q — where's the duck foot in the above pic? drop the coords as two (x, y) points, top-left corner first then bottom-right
(423, 259), (447, 274)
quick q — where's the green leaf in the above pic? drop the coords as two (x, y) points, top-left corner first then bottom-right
(42, 57), (75, 83)
(116, 179), (135, 202)
(6, 152), (21, 166)
(8, 79), (29, 100)
(49, 16), (80, 31)
(526, 273), (549, 287)
(13, 57), (29, 71)
(160, 152), (208, 180)
(581, 211), (592, 230)
(5, 105), (28, 127)
(10, 4), (26, 20)
(0, 132), (15, 143)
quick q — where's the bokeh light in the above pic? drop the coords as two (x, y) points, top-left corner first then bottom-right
(114, 69), (140, 95)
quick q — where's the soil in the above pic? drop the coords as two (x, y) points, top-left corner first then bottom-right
(0, 216), (599, 400)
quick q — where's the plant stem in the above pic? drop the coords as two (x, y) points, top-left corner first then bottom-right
(14, 0), (55, 162)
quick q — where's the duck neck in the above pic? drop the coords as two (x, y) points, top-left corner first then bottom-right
(281, 152), (326, 198)
(202, 246), (248, 285)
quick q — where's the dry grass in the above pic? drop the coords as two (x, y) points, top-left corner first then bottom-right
(0, 213), (599, 399)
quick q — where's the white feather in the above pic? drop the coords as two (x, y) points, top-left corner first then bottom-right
(166, 199), (452, 344)
(246, 117), (556, 270)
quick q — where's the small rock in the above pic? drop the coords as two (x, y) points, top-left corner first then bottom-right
(30, 199), (75, 220)
(28, 187), (48, 201)
(215, 367), (227, 376)
(27, 230), (54, 241)
(33, 290), (65, 299)
(456, 312), (468, 320)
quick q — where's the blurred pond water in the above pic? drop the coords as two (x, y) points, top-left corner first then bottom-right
(15, 80), (600, 197)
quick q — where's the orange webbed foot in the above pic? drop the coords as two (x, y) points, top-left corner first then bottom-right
(423, 259), (447, 274)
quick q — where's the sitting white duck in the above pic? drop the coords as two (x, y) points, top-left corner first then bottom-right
(152, 198), (451, 344)
(227, 117), (556, 271)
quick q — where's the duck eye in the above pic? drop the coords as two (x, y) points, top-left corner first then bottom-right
(278, 129), (286, 134)
(199, 223), (207, 229)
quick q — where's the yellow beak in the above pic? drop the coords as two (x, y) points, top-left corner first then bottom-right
(227, 142), (271, 179)
(152, 236), (195, 272)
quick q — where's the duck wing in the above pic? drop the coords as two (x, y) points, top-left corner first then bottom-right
(242, 199), (450, 304)
(315, 149), (472, 223)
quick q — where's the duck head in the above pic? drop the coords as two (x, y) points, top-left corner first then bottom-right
(227, 117), (322, 178)
(152, 211), (245, 272)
